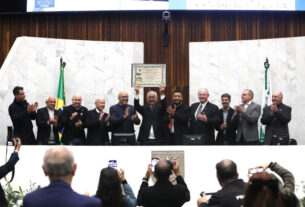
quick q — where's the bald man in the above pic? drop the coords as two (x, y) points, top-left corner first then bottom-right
(86, 97), (110, 145)
(59, 94), (88, 145)
(109, 91), (140, 145)
(189, 88), (220, 145)
(36, 96), (61, 145)
(261, 91), (291, 145)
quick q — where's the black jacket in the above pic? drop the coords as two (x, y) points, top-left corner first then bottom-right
(59, 105), (88, 145)
(86, 109), (110, 145)
(215, 107), (237, 145)
(8, 99), (36, 145)
(137, 175), (190, 207)
(134, 97), (167, 144)
(36, 107), (61, 145)
(199, 179), (245, 207)
(0, 152), (19, 207)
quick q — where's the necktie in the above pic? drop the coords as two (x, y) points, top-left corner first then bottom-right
(168, 105), (177, 129)
(195, 104), (202, 120)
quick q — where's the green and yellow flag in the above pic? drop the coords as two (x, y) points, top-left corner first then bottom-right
(56, 61), (66, 110)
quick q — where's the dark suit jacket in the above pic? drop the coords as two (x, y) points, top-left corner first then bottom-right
(215, 107), (237, 145)
(59, 105), (88, 145)
(0, 152), (19, 207)
(86, 109), (110, 145)
(260, 103), (291, 145)
(8, 99), (36, 145)
(164, 103), (190, 145)
(189, 102), (219, 144)
(199, 179), (245, 207)
(232, 102), (261, 142)
(23, 180), (101, 207)
(36, 107), (61, 145)
(134, 97), (167, 144)
(137, 175), (190, 207)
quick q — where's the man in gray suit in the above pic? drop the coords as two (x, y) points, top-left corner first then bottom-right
(232, 89), (261, 145)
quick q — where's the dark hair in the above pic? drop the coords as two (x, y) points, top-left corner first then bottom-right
(221, 93), (231, 101)
(13, 86), (23, 95)
(173, 89), (184, 97)
(216, 160), (238, 184)
(281, 189), (301, 207)
(154, 160), (172, 181)
(243, 172), (283, 207)
(95, 167), (124, 207)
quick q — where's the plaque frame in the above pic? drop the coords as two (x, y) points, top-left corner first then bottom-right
(131, 63), (166, 87)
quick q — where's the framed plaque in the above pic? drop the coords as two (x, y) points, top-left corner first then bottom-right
(131, 64), (166, 87)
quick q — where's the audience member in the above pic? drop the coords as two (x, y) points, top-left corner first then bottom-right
(86, 97), (110, 145)
(137, 160), (190, 207)
(110, 91), (140, 145)
(134, 85), (167, 145)
(36, 96), (61, 145)
(0, 138), (21, 207)
(197, 159), (245, 207)
(59, 94), (88, 145)
(8, 86), (38, 145)
(95, 167), (136, 207)
(23, 146), (101, 207)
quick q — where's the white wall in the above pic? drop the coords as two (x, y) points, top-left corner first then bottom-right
(0, 145), (304, 207)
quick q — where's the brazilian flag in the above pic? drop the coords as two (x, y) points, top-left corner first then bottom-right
(56, 61), (66, 143)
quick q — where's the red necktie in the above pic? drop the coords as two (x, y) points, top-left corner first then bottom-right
(168, 105), (177, 129)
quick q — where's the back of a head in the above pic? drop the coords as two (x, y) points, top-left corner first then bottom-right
(43, 147), (74, 181)
(216, 160), (238, 185)
(95, 167), (124, 207)
(243, 172), (283, 207)
(154, 160), (172, 181)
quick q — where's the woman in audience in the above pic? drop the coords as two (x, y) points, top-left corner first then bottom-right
(243, 172), (283, 207)
(95, 167), (136, 207)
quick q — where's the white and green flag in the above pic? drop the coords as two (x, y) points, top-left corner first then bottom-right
(259, 58), (272, 143)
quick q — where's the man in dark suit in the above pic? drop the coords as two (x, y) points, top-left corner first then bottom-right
(215, 94), (237, 145)
(197, 159), (245, 207)
(189, 88), (220, 145)
(109, 91), (140, 145)
(137, 160), (190, 207)
(36, 96), (61, 145)
(8, 86), (38, 145)
(86, 97), (110, 145)
(59, 94), (88, 145)
(232, 89), (261, 145)
(23, 146), (101, 207)
(0, 138), (21, 207)
(260, 91), (291, 145)
(134, 85), (167, 145)
(165, 89), (189, 145)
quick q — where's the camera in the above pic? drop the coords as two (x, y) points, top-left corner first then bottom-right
(162, 11), (171, 23)
(151, 158), (159, 172)
(108, 160), (117, 168)
(7, 126), (13, 146)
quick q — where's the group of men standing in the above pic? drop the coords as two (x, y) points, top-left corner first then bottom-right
(8, 85), (291, 145)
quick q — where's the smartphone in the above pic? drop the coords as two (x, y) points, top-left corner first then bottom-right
(151, 158), (159, 172)
(108, 160), (117, 168)
(248, 167), (264, 175)
(7, 126), (13, 145)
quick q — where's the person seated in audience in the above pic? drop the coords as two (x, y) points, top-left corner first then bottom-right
(23, 146), (101, 207)
(0, 138), (21, 207)
(95, 167), (136, 207)
(137, 160), (190, 207)
(197, 159), (246, 207)
(243, 172), (283, 207)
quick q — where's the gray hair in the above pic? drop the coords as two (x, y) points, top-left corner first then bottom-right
(147, 91), (157, 99)
(244, 89), (254, 98)
(43, 147), (74, 180)
(95, 97), (105, 104)
(198, 88), (209, 95)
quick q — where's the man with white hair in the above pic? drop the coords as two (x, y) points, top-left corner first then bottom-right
(260, 91), (291, 145)
(59, 94), (88, 145)
(189, 88), (220, 144)
(134, 85), (167, 145)
(86, 97), (110, 145)
(36, 96), (61, 145)
(23, 147), (101, 207)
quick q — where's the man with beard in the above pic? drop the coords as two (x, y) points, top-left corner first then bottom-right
(165, 89), (189, 145)
(9, 86), (38, 145)
(215, 94), (237, 145)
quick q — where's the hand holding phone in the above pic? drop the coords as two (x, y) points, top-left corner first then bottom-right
(151, 158), (159, 172)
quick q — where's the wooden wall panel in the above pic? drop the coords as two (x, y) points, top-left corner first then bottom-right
(1, 11), (305, 105)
